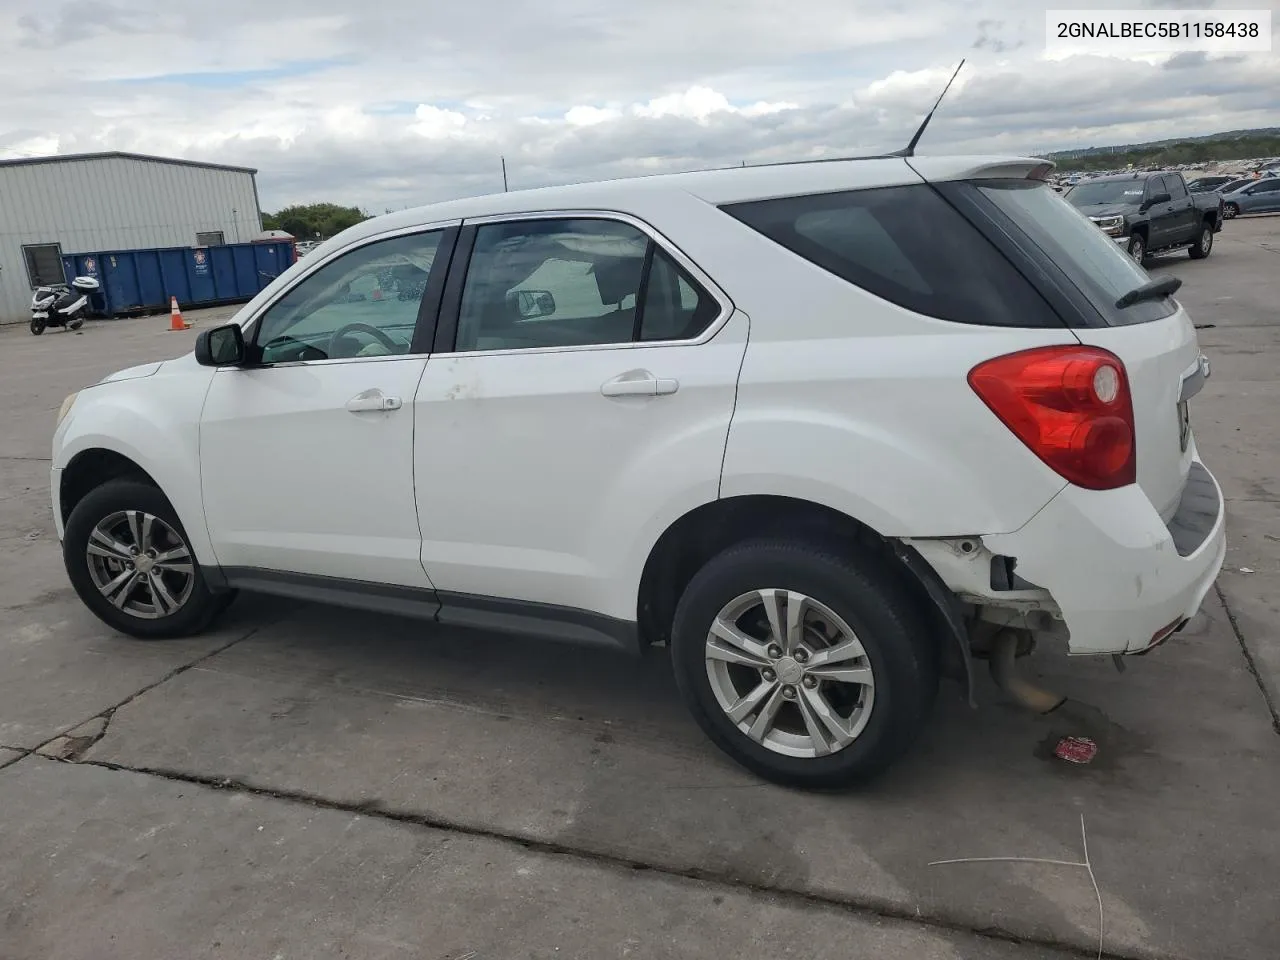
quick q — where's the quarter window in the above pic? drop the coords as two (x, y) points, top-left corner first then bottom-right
(254, 230), (443, 364)
(722, 185), (1061, 328)
(454, 218), (720, 352)
(639, 248), (720, 341)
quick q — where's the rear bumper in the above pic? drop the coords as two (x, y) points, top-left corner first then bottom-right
(981, 459), (1226, 655)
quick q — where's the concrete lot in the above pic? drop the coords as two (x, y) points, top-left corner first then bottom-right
(1, 219), (1278, 960)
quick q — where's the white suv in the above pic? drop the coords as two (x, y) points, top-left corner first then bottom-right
(51, 155), (1225, 787)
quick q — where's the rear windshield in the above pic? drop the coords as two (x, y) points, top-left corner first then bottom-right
(720, 184), (1063, 328)
(971, 180), (1177, 326)
(1065, 180), (1147, 205)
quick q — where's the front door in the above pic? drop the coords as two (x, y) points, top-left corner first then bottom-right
(200, 224), (456, 586)
(413, 215), (747, 622)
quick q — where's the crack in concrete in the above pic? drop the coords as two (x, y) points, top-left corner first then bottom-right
(1214, 582), (1280, 736)
(57, 757), (1173, 960)
(1, 623), (263, 775)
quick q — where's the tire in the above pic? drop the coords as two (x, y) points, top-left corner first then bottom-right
(30, 317), (46, 336)
(670, 539), (938, 789)
(1126, 233), (1146, 264)
(69, 316), (84, 330)
(1189, 222), (1213, 259)
(64, 480), (234, 639)
(1223, 202), (1239, 220)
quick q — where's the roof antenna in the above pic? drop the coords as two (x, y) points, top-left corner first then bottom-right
(890, 58), (965, 158)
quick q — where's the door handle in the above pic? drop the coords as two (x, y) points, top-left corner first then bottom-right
(346, 390), (402, 413)
(601, 373), (679, 397)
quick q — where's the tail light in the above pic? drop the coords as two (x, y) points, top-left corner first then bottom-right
(968, 346), (1136, 490)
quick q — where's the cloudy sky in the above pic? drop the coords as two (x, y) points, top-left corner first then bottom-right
(1, 0), (1276, 213)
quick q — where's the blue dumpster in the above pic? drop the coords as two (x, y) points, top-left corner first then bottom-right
(61, 240), (297, 317)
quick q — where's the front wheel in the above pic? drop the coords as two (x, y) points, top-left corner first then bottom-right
(1223, 202), (1239, 220)
(669, 539), (938, 789)
(1126, 233), (1146, 264)
(1189, 223), (1213, 259)
(63, 480), (235, 639)
(30, 317), (46, 336)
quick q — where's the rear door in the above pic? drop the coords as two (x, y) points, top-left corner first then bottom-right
(1163, 175), (1198, 243)
(411, 213), (746, 621)
(963, 180), (1199, 519)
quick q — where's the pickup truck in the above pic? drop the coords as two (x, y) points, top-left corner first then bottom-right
(1065, 171), (1223, 263)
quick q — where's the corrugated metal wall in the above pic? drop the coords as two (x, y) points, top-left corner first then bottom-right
(0, 155), (260, 324)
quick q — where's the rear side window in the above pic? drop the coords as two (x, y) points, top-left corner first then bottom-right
(721, 185), (1062, 328)
(1165, 175), (1188, 200)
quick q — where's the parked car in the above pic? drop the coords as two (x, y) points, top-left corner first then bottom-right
(1066, 171), (1222, 262)
(1220, 178), (1280, 219)
(51, 156), (1224, 788)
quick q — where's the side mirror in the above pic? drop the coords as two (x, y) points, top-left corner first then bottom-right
(508, 289), (556, 320)
(195, 323), (246, 367)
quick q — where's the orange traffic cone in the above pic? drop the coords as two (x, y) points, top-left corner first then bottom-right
(371, 278), (384, 302)
(168, 296), (190, 331)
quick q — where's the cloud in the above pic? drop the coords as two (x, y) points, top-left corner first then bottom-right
(0, 0), (1274, 211)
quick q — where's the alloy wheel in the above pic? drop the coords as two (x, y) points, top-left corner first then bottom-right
(85, 510), (195, 619)
(704, 589), (875, 758)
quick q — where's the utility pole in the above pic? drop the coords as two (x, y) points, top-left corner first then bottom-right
(501, 156), (508, 192)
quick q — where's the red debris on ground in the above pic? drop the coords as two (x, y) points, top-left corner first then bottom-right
(1053, 736), (1098, 764)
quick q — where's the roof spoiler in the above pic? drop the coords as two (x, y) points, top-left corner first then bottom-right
(905, 157), (1057, 183)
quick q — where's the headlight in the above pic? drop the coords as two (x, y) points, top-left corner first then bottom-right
(1090, 215), (1126, 237)
(56, 392), (79, 428)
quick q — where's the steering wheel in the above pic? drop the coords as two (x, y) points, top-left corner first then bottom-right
(327, 322), (401, 358)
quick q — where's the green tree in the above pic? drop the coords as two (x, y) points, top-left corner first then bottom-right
(260, 203), (371, 240)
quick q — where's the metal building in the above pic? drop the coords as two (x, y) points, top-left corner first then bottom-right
(0, 152), (261, 325)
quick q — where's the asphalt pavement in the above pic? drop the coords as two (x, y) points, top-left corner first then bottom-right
(1, 219), (1278, 960)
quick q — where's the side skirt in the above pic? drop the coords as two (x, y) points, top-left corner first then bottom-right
(217, 567), (642, 655)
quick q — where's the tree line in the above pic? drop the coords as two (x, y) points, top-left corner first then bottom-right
(1052, 133), (1280, 173)
(261, 203), (371, 240)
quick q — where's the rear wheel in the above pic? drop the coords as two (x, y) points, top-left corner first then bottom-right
(1189, 223), (1213, 260)
(1126, 233), (1146, 264)
(1223, 202), (1239, 220)
(669, 539), (938, 788)
(64, 480), (234, 639)
(30, 317), (46, 336)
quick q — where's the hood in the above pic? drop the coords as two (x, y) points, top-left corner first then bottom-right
(97, 361), (164, 384)
(1071, 202), (1138, 219)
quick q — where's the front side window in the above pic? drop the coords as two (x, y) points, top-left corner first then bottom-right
(453, 218), (719, 352)
(1251, 180), (1280, 194)
(254, 230), (443, 364)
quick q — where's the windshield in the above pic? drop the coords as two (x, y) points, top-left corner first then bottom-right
(974, 180), (1175, 326)
(1066, 179), (1147, 206)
